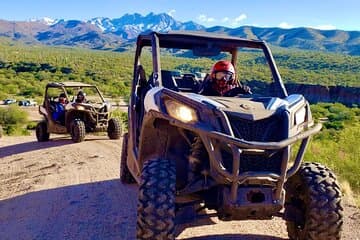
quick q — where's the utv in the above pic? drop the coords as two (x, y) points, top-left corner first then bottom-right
(121, 31), (343, 239)
(36, 82), (121, 143)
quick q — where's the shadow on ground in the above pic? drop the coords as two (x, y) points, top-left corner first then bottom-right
(0, 177), (290, 240)
(180, 235), (286, 240)
(0, 135), (112, 158)
(0, 137), (72, 158)
(0, 179), (138, 240)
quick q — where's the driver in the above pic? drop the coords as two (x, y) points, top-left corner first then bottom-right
(199, 60), (251, 96)
(75, 90), (86, 103)
(189, 61), (251, 179)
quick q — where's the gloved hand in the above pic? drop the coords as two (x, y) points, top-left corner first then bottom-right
(241, 84), (252, 94)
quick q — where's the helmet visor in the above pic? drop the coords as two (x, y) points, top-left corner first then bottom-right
(214, 71), (234, 81)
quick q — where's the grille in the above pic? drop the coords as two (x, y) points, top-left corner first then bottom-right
(223, 113), (286, 174)
(239, 153), (283, 174)
(221, 149), (283, 175)
(227, 113), (285, 141)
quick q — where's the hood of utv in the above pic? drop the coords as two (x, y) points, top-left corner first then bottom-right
(181, 93), (290, 142)
(184, 93), (288, 121)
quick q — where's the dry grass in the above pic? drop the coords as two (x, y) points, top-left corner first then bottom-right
(341, 180), (359, 207)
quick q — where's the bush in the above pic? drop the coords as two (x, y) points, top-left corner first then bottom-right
(324, 120), (344, 130)
(0, 106), (29, 136)
(26, 121), (38, 130)
(308, 103), (360, 204)
(111, 109), (128, 131)
(3, 124), (17, 135)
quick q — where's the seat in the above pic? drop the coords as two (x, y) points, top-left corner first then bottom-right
(160, 70), (179, 91)
(49, 100), (57, 112)
(135, 65), (150, 146)
(176, 74), (200, 93)
(135, 65), (148, 98)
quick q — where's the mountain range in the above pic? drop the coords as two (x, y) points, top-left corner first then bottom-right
(0, 12), (359, 55)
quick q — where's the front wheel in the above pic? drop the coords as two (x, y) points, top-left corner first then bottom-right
(70, 119), (85, 143)
(137, 159), (176, 239)
(107, 118), (121, 139)
(285, 162), (343, 240)
(36, 121), (50, 142)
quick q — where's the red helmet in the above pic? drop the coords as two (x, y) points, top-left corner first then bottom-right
(210, 60), (237, 95)
(59, 93), (66, 104)
(211, 60), (235, 76)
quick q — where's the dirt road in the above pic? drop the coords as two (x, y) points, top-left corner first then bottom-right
(1, 132), (359, 240)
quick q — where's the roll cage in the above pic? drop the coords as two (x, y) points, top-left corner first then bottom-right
(132, 31), (287, 98)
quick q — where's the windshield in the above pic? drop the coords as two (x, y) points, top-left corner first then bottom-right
(137, 45), (277, 97)
(66, 86), (104, 104)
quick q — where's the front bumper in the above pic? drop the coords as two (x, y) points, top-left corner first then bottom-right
(147, 110), (322, 216)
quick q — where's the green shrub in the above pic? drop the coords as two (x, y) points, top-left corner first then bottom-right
(111, 109), (128, 131)
(3, 124), (17, 135)
(324, 120), (344, 130)
(307, 103), (360, 202)
(0, 106), (29, 136)
(26, 121), (38, 130)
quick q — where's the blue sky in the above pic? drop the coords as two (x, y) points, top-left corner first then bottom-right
(1, 0), (359, 31)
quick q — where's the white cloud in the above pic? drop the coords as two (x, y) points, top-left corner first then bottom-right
(197, 14), (215, 23)
(234, 14), (247, 23)
(312, 24), (336, 30)
(168, 9), (176, 17)
(221, 17), (230, 23)
(278, 22), (336, 30)
(198, 13), (247, 27)
(229, 14), (247, 27)
(278, 22), (294, 29)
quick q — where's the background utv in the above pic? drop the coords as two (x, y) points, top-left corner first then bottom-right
(120, 31), (343, 240)
(36, 82), (121, 143)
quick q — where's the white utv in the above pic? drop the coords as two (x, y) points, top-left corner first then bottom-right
(121, 31), (343, 240)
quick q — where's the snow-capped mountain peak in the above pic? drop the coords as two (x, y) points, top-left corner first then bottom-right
(29, 17), (61, 25)
(87, 12), (205, 37)
(88, 17), (114, 32)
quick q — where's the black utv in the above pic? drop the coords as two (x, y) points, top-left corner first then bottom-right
(120, 31), (343, 239)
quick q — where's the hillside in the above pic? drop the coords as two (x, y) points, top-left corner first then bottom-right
(1, 12), (360, 55)
(1, 39), (359, 107)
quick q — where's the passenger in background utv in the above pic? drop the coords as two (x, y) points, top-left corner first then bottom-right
(199, 60), (251, 96)
(52, 93), (67, 125)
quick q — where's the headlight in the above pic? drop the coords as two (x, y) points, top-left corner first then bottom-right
(294, 107), (306, 125)
(164, 100), (198, 123)
(75, 105), (86, 111)
(106, 103), (111, 112)
(102, 101), (111, 112)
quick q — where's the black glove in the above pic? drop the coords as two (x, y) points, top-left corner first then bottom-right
(241, 85), (252, 94)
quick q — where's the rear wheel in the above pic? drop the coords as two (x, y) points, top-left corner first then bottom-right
(70, 119), (85, 143)
(137, 159), (176, 240)
(120, 133), (135, 184)
(285, 162), (343, 240)
(36, 121), (50, 142)
(107, 118), (121, 139)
